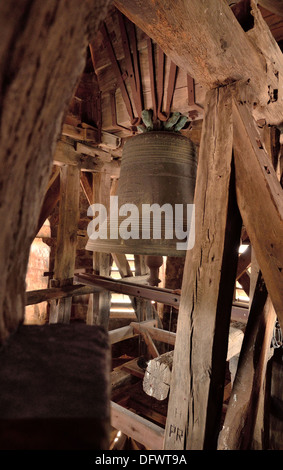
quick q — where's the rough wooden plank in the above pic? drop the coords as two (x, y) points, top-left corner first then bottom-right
(143, 325), (244, 402)
(0, 0), (111, 344)
(49, 164), (80, 324)
(164, 86), (242, 450)
(36, 171), (60, 236)
(26, 284), (101, 305)
(232, 96), (283, 327)
(111, 401), (164, 449)
(218, 273), (276, 450)
(108, 324), (136, 344)
(87, 172), (112, 329)
(54, 140), (120, 176)
(80, 171), (93, 206)
(236, 244), (251, 279)
(115, 0), (264, 89)
(145, 326), (176, 346)
(258, 0), (283, 17)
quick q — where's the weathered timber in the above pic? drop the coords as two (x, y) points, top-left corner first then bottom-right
(54, 140), (120, 177)
(143, 325), (245, 401)
(36, 171), (60, 236)
(237, 271), (251, 297)
(108, 324), (136, 345)
(111, 401), (164, 450)
(115, 0), (283, 124)
(143, 351), (174, 401)
(76, 142), (112, 161)
(246, 0), (283, 125)
(145, 326), (176, 346)
(49, 164), (80, 324)
(258, 1), (283, 19)
(164, 86), (242, 450)
(115, 0), (263, 88)
(218, 273), (276, 450)
(0, 0), (111, 344)
(112, 253), (133, 278)
(232, 97), (283, 327)
(26, 284), (101, 305)
(75, 273), (181, 308)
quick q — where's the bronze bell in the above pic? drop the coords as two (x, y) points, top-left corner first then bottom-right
(86, 131), (197, 257)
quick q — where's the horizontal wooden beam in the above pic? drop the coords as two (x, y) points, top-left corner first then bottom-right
(108, 325), (136, 344)
(111, 401), (164, 450)
(25, 284), (101, 305)
(115, 0), (283, 124)
(130, 321), (159, 358)
(75, 273), (180, 308)
(115, 0), (264, 89)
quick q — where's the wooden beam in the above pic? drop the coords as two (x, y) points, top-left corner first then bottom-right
(144, 326), (176, 346)
(80, 171), (93, 206)
(236, 244), (251, 279)
(164, 86), (242, 450)
(143, 324), (245, 402)
(36, 171), (60, 236)
(54, 140), (120, 177)
(218, 273), (276, 450)
(115, 0), (283, 124)
(131, 321), (159, 358)
(143, 351), (174, 401)
(237, 271), (251, 297)
(0, 0), (112, 345)
(111, 401), (164, 450)
(49, 164), (80, 324)
(75, 273), (181, 308)
(26, 284), (101, 305)
(108, 324), (136, 344)
(232, 96), (283, 328)
(115, 0), (264, 89)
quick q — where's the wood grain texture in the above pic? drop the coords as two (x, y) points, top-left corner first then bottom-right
(164, 86), (242, 450)
(218, 273), (276, 450)
(232, 97), (283, 328)
(0, 0), (111, 343)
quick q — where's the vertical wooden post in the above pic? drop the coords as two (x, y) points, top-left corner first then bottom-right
(164, 86), (242, 450)
(49, 164), (80, 323)
(87, 171), (111, 329)
(217, 272), (276, 450)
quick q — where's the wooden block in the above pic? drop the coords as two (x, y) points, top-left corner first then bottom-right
(0, 324), (111, 450)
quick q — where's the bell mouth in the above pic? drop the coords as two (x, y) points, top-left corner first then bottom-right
(85, 237), (188, 257)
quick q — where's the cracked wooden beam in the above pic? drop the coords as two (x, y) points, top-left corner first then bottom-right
(115, 0), (283, 124)
(164, 86), (242, 450)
